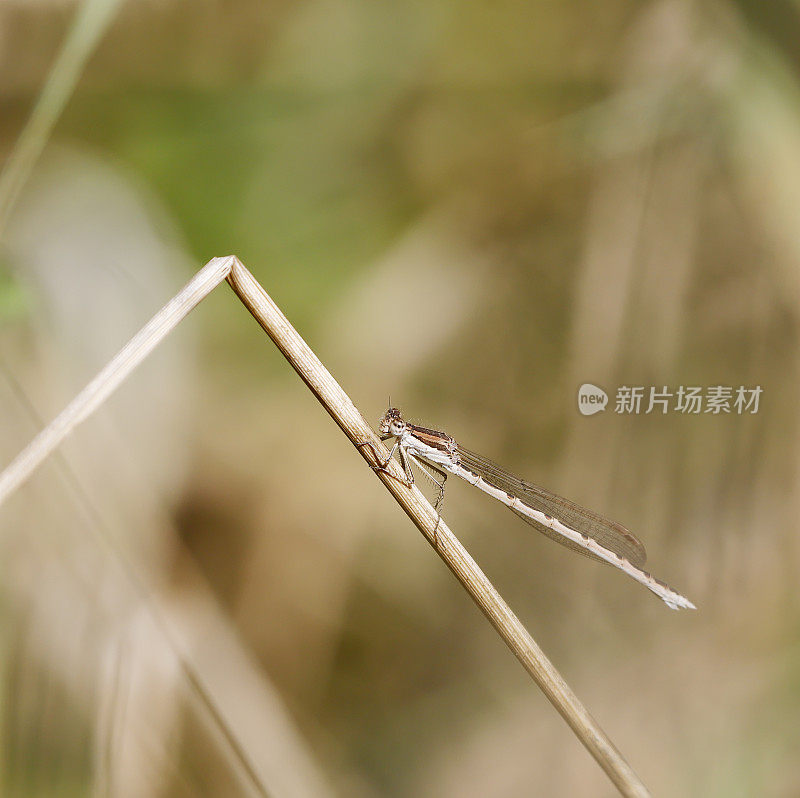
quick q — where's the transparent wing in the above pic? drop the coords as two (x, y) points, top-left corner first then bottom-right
(457, 447), (647, 568)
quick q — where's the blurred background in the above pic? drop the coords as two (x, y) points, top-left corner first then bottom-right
(1, 0), (799, 796)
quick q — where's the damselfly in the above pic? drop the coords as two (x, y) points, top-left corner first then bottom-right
(369, 407), (695, 611)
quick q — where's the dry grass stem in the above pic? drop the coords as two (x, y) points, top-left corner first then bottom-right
(226, 258), (650, 797)
(0, 256), (232, 506)
(0, 257), (651, 797)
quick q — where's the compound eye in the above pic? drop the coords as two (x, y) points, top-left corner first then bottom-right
(391, 421), (403, 435)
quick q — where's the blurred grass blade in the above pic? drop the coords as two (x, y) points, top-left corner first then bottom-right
(0, 0), (125, 238)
